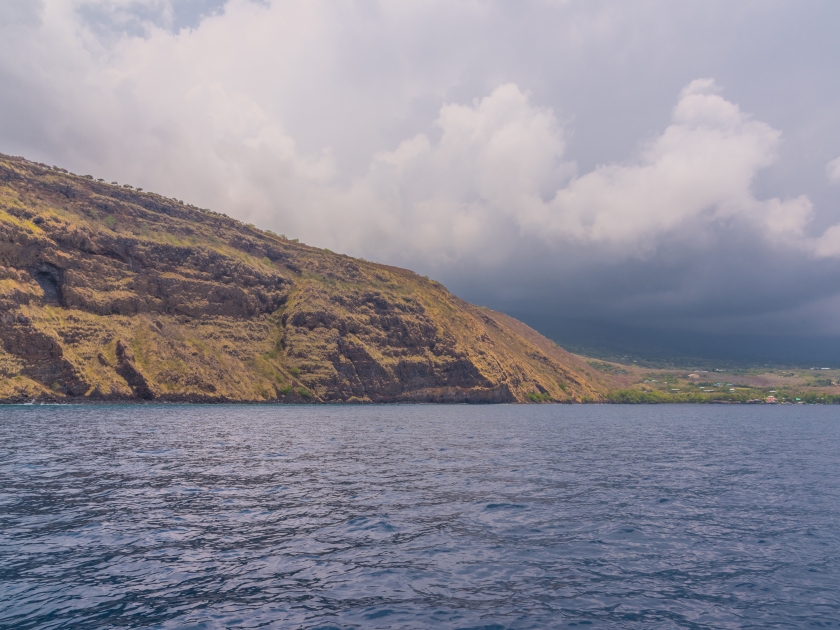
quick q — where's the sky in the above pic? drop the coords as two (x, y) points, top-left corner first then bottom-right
(2, 0), (840, 362)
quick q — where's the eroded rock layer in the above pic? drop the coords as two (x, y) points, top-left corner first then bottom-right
(0, 153), (608, 403)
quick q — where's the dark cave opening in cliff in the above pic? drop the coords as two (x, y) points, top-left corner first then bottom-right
(33, 266), (64, 306)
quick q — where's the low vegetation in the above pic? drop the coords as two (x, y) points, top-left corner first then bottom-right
(593, 359), (840, 404)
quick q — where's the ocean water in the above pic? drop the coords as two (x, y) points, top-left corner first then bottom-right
(1, 404), (838, 629)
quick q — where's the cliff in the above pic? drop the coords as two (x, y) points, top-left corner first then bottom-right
(0, 153), (608, 403)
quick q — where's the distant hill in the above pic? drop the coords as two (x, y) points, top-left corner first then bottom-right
(511, 313), (840, 369)
(0, 153), (608, 403)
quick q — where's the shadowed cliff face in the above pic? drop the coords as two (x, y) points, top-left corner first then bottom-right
(0, 153), (608, 403)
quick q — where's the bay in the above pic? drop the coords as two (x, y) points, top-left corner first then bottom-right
(1, 404), (838, 629)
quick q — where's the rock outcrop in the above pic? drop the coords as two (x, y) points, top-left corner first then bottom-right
(0, 153), (609, 403)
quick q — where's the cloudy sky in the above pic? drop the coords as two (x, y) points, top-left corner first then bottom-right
(2, 1), (840, 360)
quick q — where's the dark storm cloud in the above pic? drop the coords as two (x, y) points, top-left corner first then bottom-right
(2, 1), (840, 359)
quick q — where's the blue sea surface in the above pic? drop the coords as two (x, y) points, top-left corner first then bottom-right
(1, 404), (838, 629)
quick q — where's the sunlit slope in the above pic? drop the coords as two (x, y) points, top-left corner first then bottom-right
(0, 153), (607, 402)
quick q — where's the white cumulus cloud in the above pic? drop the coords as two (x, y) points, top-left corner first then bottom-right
(308, 79), (822, 268)
(4, 0), (840, 341)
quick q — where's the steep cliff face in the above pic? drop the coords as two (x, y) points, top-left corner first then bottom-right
(0, 153), (608, 402)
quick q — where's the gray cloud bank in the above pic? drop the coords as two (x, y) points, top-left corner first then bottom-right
(2, 0), (840, 362)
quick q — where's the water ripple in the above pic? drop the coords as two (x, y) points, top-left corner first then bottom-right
(1, 404), (839, 628)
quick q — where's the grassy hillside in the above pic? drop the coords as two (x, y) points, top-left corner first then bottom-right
(0, 153), (608, 403)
